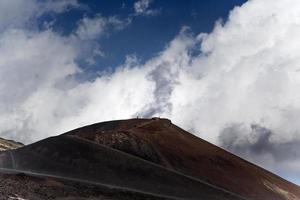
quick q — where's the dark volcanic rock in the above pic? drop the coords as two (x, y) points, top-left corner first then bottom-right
(0, 134), (243, 200)
(0, 118), (299, 199)
(0, 171), (171, 200)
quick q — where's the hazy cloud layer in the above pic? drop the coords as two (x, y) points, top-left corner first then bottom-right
(1, 0), (300, 184)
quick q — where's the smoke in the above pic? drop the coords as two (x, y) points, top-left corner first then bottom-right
(1, 0), (300, 183)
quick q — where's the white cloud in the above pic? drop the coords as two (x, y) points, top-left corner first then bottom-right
(1, 0), (300, 184)
(74, 15), (128, 41)
(166, 0), (300, 182)
(0, 1), (133, 142)
(133, 0), (158, 16)
(0, 29), (79, 142)
(70, 14), (130, 64)
(0, 0), (36, 30)
(0, 0), (80, 30)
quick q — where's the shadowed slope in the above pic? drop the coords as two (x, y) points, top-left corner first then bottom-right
(0, 171), (174, 200)
(0, 132), (244, 200)
(66, 118), (300, 200)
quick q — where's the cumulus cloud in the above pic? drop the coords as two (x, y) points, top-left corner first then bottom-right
(1, 0), (300, 184)
(133, 0), (158, 16)
(0, 1), (134, 142)
(0, 29), (79, 142)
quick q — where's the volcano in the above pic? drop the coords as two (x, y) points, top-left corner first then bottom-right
(0, 118), (299, 199)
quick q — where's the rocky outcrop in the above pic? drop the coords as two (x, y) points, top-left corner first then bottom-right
(0, 137), (23, 151)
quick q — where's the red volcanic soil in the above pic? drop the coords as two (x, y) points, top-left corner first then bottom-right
(0, 119), (244, 200)
(66, 118), (300, 200)
(0, 118), (299, 199)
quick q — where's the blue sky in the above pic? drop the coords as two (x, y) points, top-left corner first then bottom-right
(0, 0), (300, 186)
(45, 0), (246, 70)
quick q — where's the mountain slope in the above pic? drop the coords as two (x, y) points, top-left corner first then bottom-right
(0, 170), (174, 200)
(65, 118), (300, 200)
(0, 118), (299, 200)
(0, 131), (244, 200)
